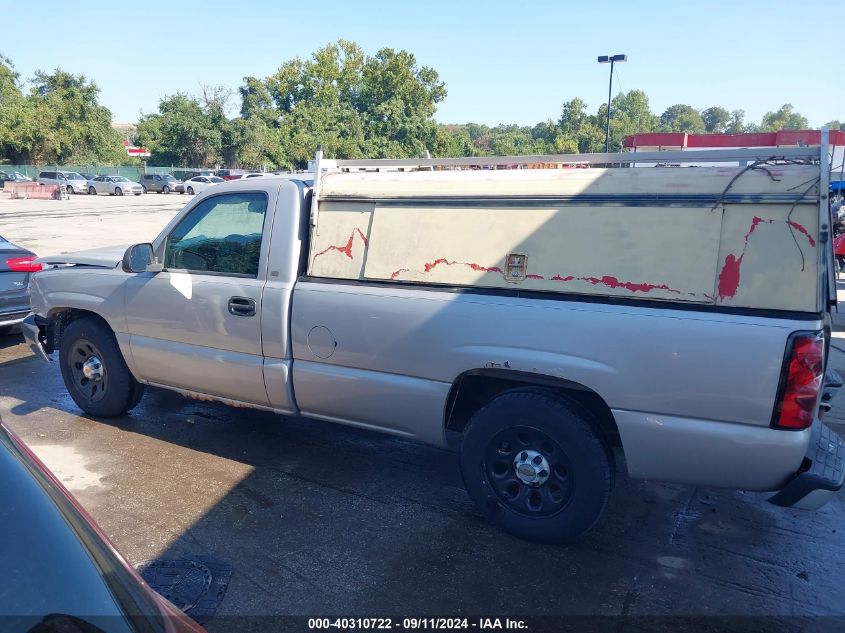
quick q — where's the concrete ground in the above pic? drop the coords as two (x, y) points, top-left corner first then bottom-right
(0, 189), (187, 255)
(1, 194), (845, 627)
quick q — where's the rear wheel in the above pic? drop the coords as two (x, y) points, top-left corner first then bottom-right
(66, 185), (75, 195)
(162, 185), (170, 194)
(88, 186), (96, 195)
(141, 185), (147, 194)
(114, 187), (123, 196)
(460, 390), (612, 544)
(59, 317), (145, 417)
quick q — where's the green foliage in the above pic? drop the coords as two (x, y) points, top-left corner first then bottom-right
(0, 59), (125, 165)
(659, 104), (705, 134)
(726, 110), (746, 134)
(702, 106), (731, 133)
(137, 94), (224, 166)
(761, 104), (809, 131)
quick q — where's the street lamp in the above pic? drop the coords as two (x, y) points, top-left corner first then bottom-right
(597, 54), (627, 153)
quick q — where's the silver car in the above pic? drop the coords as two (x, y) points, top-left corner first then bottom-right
(35, 170), (89, 195)
(0, 235), (38, 329)
(87, 175), (143, 196)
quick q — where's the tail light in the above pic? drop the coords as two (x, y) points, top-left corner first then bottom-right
(771, 331), (825, 430)
(6, 256), (42, 272)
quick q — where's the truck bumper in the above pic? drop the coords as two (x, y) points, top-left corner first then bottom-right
(769, 421), (845, 510)
(21, 313), (52, 362)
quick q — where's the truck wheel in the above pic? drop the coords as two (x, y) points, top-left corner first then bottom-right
(460, 390), (612, 544)
(59, 317), (145, 417)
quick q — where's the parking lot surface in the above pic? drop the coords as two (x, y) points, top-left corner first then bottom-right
(0, 190), (187, 255)
(2, 196), (845, 628)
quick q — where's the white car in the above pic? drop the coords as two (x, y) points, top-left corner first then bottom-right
(87, 175), (143, 196)
(183, 176), (225, 195)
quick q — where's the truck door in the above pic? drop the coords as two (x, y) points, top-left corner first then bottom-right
(124, 190), (272, 406)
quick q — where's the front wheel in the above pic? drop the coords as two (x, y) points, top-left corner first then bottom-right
(88, 186), (96, 195)
(66, 185), (75, 195)
(186, 186), (194, 195)
(59, 317), (144, 417)
(460, 390), (612, 544)
(162, 185), (170, 194)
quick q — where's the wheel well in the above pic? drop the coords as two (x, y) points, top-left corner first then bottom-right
(444, 369), (621, 448)
(44, 308), (107, 353)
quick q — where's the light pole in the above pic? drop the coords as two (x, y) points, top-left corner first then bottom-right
(597, 54), (627, 153)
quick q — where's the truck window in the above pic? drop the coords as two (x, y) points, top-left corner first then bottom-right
(164, 192), (268, 277)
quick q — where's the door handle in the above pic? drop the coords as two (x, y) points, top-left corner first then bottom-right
(228, 296), (256, 317)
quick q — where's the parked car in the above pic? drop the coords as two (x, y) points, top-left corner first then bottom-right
(0, 235), (38, 330)
(215, 169), (245, 181)
(183, 176), (224, 195)
(36, 170), (89, 195)
(140, 173), (181, 194)
(79, 172), (97, 181)
(0, 170), (32, 188)
(87, 175), (143, 196)
(23, 145), (845, 544)
(0, 419), (206, 632)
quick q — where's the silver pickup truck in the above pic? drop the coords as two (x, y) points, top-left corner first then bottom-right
(23, 143), (845, 543)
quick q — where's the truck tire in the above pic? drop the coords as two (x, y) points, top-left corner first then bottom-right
(460, 390), (612, 544)
(59, 317), (145, 417)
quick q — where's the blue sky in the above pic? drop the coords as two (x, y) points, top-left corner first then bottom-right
(3, 0), (843, 127)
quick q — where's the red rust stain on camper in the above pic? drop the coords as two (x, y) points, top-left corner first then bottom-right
(389, 259), (502, 280)
(422, 258), (503, 274)
(717, 254), (742, 300)
(313, 228), (368, 260)
(578, 275), (682, 294)
(717, 216), (777, 301)
(787, 220), (816, 247)
(525, 274), (545, 279)
(547, 273), (681, 294)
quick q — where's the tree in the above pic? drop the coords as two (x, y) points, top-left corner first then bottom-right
(239, 76), (274, 122)
(613, 90), (657, 133)
(252, 40), (448, 165)
(825, 120), (845, 132)
(659, 104), (706, 134)
(136, 94), (223, 166)
(726, 109), (746, 134)
(358, 47), (446, 157)
(558, 97), (605, 152)
(761, 104), (808, 131)
(18, 68), (125, 164)
(702, 106), (731, 133)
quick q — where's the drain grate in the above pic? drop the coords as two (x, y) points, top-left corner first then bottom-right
(136, 556), (231, 623)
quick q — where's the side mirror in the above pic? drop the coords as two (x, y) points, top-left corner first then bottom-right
(122, 243), (163, 273)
